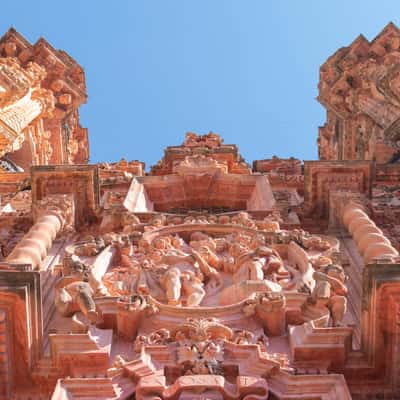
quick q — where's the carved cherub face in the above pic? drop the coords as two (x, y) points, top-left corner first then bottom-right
(72, 262), (83, 274)
(203, 342), (221, 359)
(71, 260), (88, 279)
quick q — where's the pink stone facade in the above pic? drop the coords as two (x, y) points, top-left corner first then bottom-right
(0, 25), (400, 399)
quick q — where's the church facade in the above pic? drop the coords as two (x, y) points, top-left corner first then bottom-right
(0, 24), (399, 399)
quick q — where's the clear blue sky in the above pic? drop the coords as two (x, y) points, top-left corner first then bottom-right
(1, 1), (399, 169)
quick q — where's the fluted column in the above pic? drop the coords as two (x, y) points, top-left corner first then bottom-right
(342, 202), (398, 264)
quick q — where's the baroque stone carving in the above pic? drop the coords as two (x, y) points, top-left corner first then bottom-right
(318, 22), (400, 163)
(3, 24), (400, 400)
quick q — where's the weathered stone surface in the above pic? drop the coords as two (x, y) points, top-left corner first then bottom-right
(318, 22), (400, 164)
(1, 24), (400, 400)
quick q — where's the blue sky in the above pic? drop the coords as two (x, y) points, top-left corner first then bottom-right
(1, 1), (399, 169)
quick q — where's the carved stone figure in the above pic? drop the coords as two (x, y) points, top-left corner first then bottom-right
(1, 25), (399, 400)
(55, 278), (100, 324)
(233, 246), (284, 284)
(309, 264), (348, 326)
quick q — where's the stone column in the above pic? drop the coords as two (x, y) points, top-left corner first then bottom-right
(6, 195), (74, 270)
(342, 202), (398, 264)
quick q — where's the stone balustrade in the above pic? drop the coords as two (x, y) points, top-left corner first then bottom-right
(342, 202), (398, 264)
